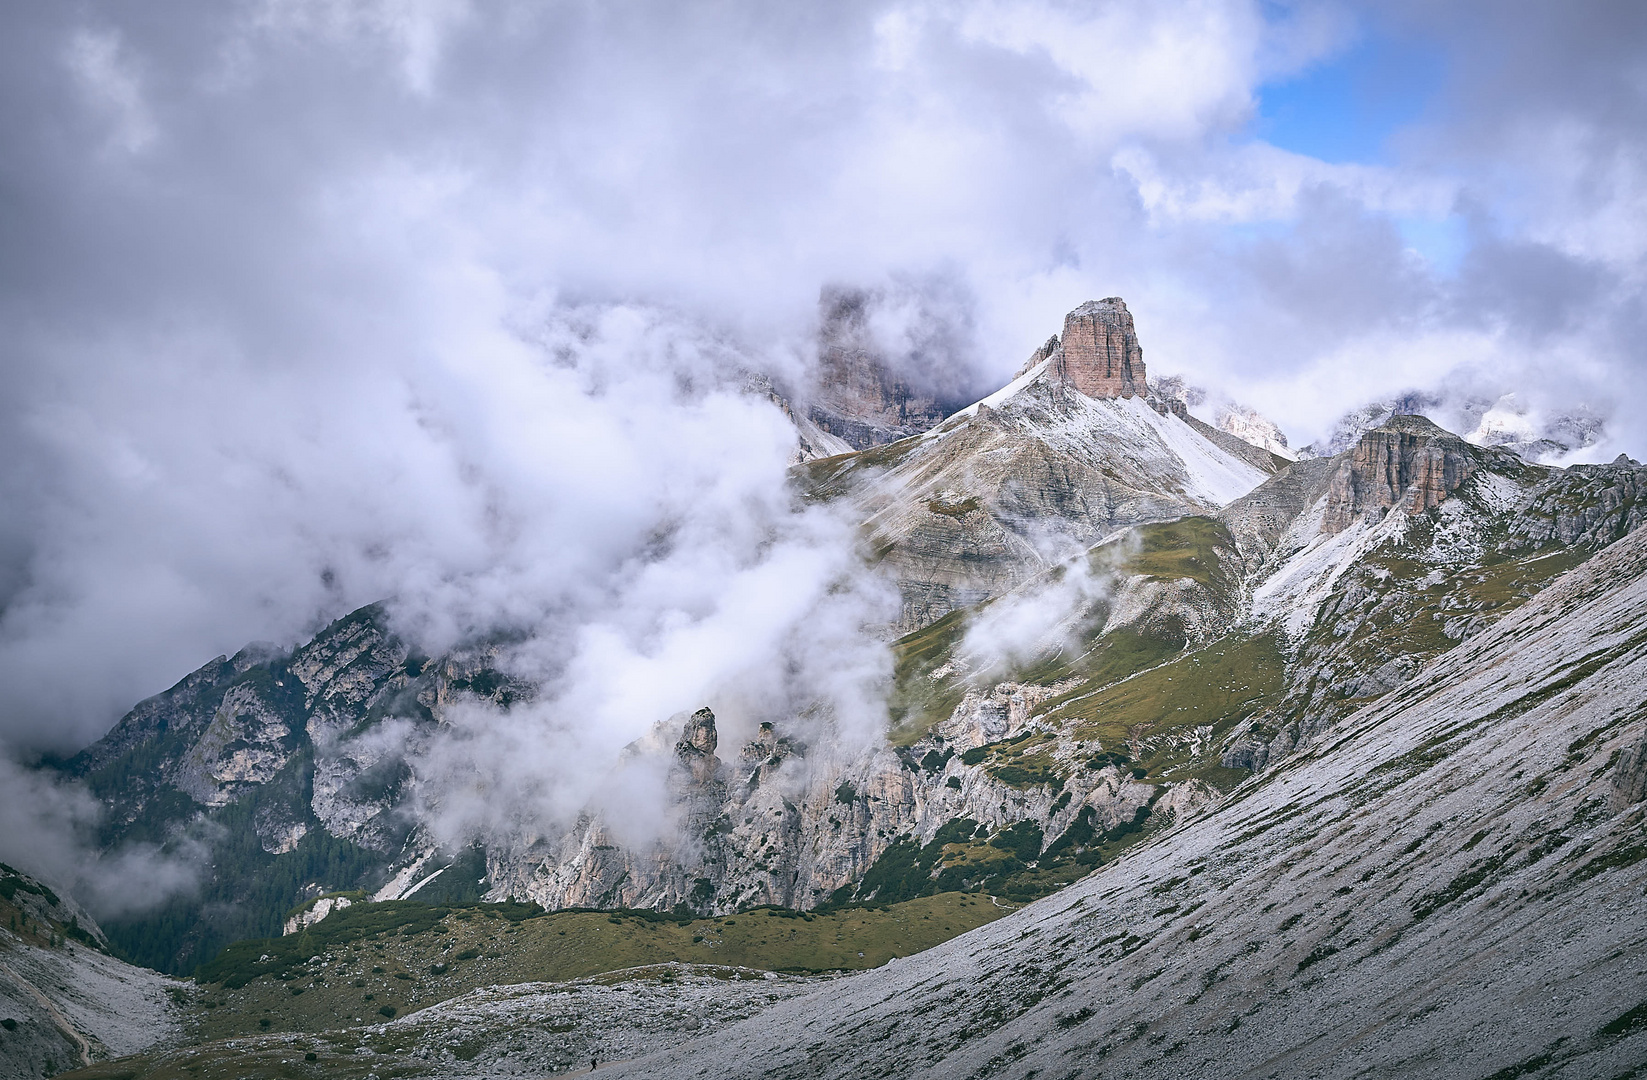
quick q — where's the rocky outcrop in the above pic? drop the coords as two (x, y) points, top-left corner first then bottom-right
(673, 708), (720, 775)
(486, 693), (1163, 916)
(798, 301), (1272, 633)
(1052, 298), (1144, 399)
(805, 288), (959, 450)
(173, 679), (304, 807)
(1215, 403), (1293, 458)
(282, 894), (352, 935)
(1513, 454), (1647, 548)
(1611, 729), (1647, 811)
(1321, 415), (1482, 534)
(1297, 393), (1439, 458)
(1012, 335), (1061, 379)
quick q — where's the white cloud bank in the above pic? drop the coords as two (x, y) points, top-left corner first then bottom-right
(0, 0), (1642, 766)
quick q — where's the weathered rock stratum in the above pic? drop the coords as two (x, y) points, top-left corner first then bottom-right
(1321, 414), (1482, 533)
(1052, 296), (1145, 399)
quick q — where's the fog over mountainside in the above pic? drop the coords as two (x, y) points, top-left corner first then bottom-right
(30, 318), (1647, 1076)
(1, 3), (1646, 1077)
(43, 296), (1647, 993)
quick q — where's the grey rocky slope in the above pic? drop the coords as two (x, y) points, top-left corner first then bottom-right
(70, 964), (816, 1079)
(602, 516), (1647, 1080)
(799, 297), (1283, 635)
(0, 864), (184, 1080)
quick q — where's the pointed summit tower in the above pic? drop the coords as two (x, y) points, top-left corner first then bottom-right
(1054, 297), (1145, 399)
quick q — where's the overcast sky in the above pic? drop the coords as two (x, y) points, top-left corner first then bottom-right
(1, 0), (1645, 755)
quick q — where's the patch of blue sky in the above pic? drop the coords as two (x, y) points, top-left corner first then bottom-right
(1243, 22), (1466, 276)
(1396, 215), (1469, 276)
(1254, 29), (1445, 166)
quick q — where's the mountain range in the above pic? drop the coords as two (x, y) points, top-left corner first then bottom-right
(5, 298), (1646, 1079)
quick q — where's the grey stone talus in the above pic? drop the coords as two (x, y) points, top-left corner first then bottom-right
(598, 522), (1647, 1080)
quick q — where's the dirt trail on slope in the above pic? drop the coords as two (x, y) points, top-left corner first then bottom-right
(0, 954), (93, 1067)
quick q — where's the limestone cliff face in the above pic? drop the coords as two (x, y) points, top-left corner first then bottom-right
(172, 680), (303, 808)
(1321, 415), (1482, 534)
(1052, 298), (1145, 399)
(487, 699), (1168, 916)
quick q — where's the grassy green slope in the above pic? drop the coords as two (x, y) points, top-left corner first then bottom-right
(187, 893), (1011, 1040)
(1038, 633), (1284, 773)
(888, 517), (1243, 747)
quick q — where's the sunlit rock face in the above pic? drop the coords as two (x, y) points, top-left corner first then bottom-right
(1053, 297), (1145, 400)
(1322, 414), (1481, 534)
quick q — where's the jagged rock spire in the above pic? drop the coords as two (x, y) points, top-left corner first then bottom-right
(1053, 297), (1145, 399)
(673, 707), (722, 786)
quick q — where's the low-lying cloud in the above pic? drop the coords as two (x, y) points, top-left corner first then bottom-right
(0, 756), (204, 919)
(959, 553), (1118, 682)
(1, 0), (1643, 777)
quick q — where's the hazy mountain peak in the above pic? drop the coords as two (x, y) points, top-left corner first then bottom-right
(1304, 391), (1608, 466)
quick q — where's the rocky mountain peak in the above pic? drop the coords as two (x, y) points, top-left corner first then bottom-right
(1011, 334), (1061, 380)
(1214, 403), (1293, 459)
(1321, 414), (1481, 534)
(676, 707), (718, 757)
(1052, 297), (1145, 399)
(672, 707), (722, 788)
